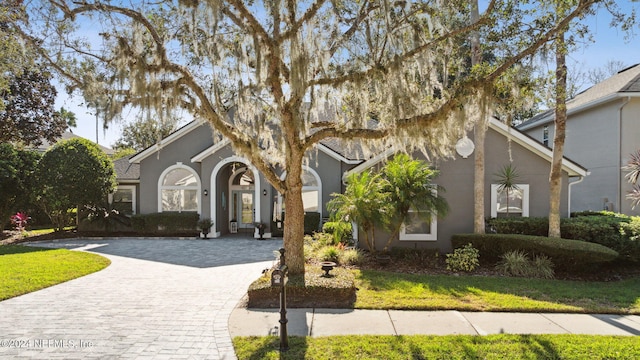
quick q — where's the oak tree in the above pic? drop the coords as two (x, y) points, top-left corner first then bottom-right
(18, 0), (601, 274)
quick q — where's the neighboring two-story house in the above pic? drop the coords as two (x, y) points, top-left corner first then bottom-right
(518, 64), (640, 215)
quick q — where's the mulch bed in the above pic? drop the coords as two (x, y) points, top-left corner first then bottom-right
(357, 252), (640, 282)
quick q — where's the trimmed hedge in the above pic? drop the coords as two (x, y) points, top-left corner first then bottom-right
(131, 212), (199, 235)
(269, 212), (321, 237)
(486, 212), (640, 262)
(304, 212), (321, 234)
(451, 234), (619, 271)
(247, 266), (356, 308)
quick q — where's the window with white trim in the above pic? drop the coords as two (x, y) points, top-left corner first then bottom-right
(399, 188), (438, 241)
(491, 184), (529, 218)
(160, 167), (199, 212)
(301, 169), (320, 212)
(110, 185), (136, 215)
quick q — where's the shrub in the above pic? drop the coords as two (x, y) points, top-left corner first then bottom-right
(338, 248), (364, 266)
(322, 220), (352, 245)
(617, 217), (640, 262)
(532, 255), (555, 279)
(485, 213), (640, 262)
(304, 212), (321, 234)
(452, 234), (618, 271)
(496, 250), (554, 279)
(445, 243), (480, 272)
(319, 246), (340, 262)
(130, 212), (199, 234)
(496, 250), (530, 277)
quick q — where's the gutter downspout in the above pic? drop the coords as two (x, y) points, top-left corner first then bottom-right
(618, 97), (631, 213)
(568, 175), (586, 217)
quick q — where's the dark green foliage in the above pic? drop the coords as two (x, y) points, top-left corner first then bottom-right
(322, 220), (352, 244)
(0, 143), (40, 230)
(304, 212), (321, 234)
(81, 204), (132, 233)
(486, 212), (640, 262)
(0, 69), (67, 146)
(452, 234), (619, 271)
(34, 138), (116, 231)
(130, 212), (199, 234)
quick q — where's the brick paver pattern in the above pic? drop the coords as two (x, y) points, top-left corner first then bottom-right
(0, 238), (282, 359)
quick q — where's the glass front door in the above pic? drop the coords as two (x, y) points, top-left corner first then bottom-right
(232, 190), (254, 228)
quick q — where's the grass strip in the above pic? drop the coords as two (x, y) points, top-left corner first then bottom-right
(0, 245), (110, 301)
(234, 334), (640, 360)
(354, 270), (640, 314)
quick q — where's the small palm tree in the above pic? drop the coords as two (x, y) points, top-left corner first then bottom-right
(623, 150), (640, 209)
(494, 164), (520, 217)
(381, 154), (449, 251)
(327, 170), (390, 253)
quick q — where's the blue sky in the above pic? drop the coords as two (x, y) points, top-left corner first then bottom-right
(56, 2), (640, 149)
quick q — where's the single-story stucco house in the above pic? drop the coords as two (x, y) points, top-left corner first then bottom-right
(110, 116), (587, 252)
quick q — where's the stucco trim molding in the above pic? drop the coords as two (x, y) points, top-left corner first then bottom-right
(210, 156), (262, 238)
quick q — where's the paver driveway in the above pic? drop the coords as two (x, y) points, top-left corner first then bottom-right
(0, 238), (283, 359)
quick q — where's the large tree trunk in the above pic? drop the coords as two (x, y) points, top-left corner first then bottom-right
(549, 32), (567, 238)
(471, 0), (485, 234)
(282, 153), (306, 275)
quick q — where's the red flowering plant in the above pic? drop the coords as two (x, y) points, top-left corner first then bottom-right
(10, 212), (31, 232)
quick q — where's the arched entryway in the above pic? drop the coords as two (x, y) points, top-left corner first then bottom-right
(210, 157), (262, 238)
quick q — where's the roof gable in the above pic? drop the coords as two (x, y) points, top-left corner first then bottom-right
(518, 64), (640, 130)
(346, 117), (587, 179)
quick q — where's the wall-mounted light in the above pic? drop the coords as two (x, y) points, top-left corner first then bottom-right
(203, 189), (208, 196)
(263, 189), (267, 196)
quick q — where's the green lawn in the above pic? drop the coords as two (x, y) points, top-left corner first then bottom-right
(0, 245), (111, 301)
(234, 334), (640, 359)
(354, 270), (640, 314)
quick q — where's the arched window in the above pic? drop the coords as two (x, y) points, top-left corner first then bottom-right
(278, 167), (322, 213)
(301, 168), (320, 212)
(159, 165), (200, 212)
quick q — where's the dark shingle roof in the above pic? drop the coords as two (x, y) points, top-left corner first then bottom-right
(113, 156), (140, 181)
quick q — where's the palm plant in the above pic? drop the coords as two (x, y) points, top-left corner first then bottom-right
(623, 150), (640, 209)
(494, 164), (520, 217)
(381, 154), (449, 251)
(327, 170), (390, 253)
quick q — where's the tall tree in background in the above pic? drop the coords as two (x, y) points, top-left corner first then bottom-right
(0, 1), (31, 111)
(470, 0), (486, 234)
(58, 107), (77, 131)
(114, 117), (176, 151)
(587, 59), (627, 85)
(17, 0), (600, 275)
(548, 28), (568, 238)
(0, 69), (67, 146)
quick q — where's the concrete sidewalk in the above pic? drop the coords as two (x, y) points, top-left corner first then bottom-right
(230, 308), (640, 337)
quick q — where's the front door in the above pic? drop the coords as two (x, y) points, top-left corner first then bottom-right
(232, 190), (254, 229)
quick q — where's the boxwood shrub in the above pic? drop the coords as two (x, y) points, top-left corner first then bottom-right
(130, 212), (199, 235)
(451, 234), (619, 271)
(485, 211), (640, 262)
